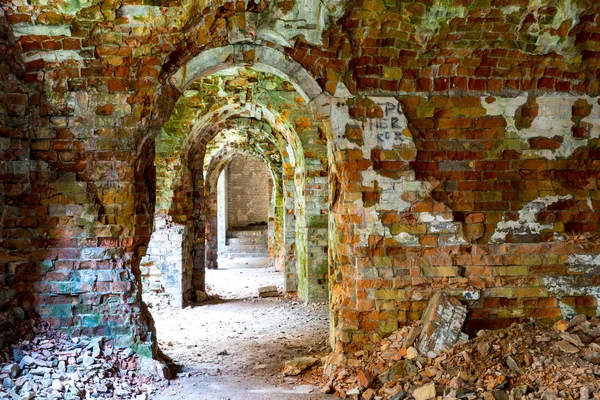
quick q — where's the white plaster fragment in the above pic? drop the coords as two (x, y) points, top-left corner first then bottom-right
(12, 25), (71, 38)
(480, 95), (528, 132)
(543, 276), (600, 317)
(22, 50), (86, 64)
(481, 94), (600, 160)
(490, 195), (572, 244)
(567, 254), (600, 275)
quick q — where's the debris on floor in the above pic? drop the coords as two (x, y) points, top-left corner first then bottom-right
(282, 357), (319, 376)
(0, 320), (166, 400)
(318, 314), (600, 399)
(258, 285), (279, 298)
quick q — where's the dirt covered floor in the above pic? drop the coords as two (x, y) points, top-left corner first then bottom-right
(148, 258), (334, 400)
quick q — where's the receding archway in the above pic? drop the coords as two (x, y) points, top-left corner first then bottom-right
(141, 63), (330, 307)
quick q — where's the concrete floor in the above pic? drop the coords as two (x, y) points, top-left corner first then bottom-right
(151, 258), (334, 400)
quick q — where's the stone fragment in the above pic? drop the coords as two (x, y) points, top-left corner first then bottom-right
(82, 355), (95, 367)
(362, 388), (376, 400)
(406, 346), (419, 359)
(320, 383), (333, 394)
(413, 382), (436, 400)
(403, 324), (421, 349)
(560, 332), (584, 347)
(57, 361), (66, 374)
(582, 348), (600, 364)
(477, 342), (490, 357)
(357, 369), (372, 388)
(1, 363), (18, 379)
(449, 376), (463, 389)
(580, 385), (590, 400)
(282, 357), (317, 376)
(493, 390), (509, 400)
(506, 356), (521, 374)
(417, 292), (467, 356)
(569, 314), (588, 329)
(258, 285), (279, 298)
(51, 379), (63, 391)
(346, 387), (360, 395)
(554, 340), (579, 354)
(2, 377), (11, 389)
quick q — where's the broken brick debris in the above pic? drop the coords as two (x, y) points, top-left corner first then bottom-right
(319, 314), (600, 399)
(0, 320), (166, 399)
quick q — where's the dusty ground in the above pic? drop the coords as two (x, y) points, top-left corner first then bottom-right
(147, 258), (334, 400)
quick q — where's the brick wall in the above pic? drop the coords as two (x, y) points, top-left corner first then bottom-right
(0, 0), (599, 359)
(227, 155), (271, 228)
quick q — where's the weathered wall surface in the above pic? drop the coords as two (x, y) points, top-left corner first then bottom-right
(226, 155), (271, 228)
(0, 0), (599, 360)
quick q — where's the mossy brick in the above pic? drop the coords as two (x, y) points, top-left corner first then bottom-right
(421, 266), (460, 277)
(374, 289), (405, 300)
(44, 304), (73, 318)
(133, 343), (154, 358)
(114, 334), (136, 348)
(0, 288), (16, 306)
(497, 308), (526, 318)
(80, 313), (102, 328)
(378, 320), (398, 335)
(492, 266), (529, 276)
(391, 224), (427, 235)
(514, 287), (548, 298)
(485, 287), (514, 298)
(373, 256), (392, 268)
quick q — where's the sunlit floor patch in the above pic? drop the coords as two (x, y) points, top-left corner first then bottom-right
(152, 258), (333, 400)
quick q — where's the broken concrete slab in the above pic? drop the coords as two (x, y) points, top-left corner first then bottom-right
(258, 285), (279, 298)
(417, 292), (467, 357)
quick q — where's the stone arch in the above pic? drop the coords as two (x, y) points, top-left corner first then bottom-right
(185, 112), (304, 298)
(169, 44), (322, 103)
(203, 145), (285, 281)
(142, 48), (330, 306)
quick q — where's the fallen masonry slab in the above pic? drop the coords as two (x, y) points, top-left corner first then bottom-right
(258, 285), (279, 298)
(418, 292), (468, 357)
(321, 314), (600, 399)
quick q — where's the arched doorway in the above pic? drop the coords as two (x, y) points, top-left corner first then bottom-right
(140, 62), (329, 307)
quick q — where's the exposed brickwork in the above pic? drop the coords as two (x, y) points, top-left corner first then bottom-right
(0, 0), (599, 362)
(226, 155), (271, 229)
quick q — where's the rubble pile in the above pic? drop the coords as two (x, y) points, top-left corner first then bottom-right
(0, 321), (166, 400)
(322, 308), (600, 399)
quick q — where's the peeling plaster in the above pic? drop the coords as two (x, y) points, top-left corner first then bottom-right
(332, 97), (461, 247)
(480, 95), (528, 133)
(490, 195), (572, 244)
(12, 25), (72, 38)
(544, 276), (600, 318)
(567, 254), (600, 275)
(266, 0), (346, 46)
(481, 95), (600, 160)
(419, 0), (467, 37)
